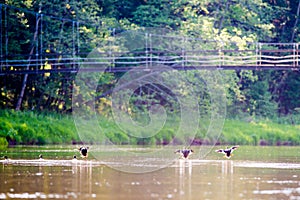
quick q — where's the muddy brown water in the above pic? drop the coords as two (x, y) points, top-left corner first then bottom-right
(0, 146), (299, 199)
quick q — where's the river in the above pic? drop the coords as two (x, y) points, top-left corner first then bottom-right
(0, 145), (299, 199)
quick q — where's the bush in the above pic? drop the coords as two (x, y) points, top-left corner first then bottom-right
(0, 109), (299, 146)
(221, 119), (300, 146)
(0, 121), (13, 137)
(0, 109), (78, 145)
(0, 137), (8, 148)
(16, 123), (36, 144)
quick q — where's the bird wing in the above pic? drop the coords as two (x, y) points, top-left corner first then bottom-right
(215, 149), (224, 153)
(231, 146), (239, 150)
(174, 149), (181, 154)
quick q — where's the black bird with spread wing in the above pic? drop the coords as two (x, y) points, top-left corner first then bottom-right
(78, 146), (89, 159)
(215, 146), (239, 159)
(175, 149), (194, 159)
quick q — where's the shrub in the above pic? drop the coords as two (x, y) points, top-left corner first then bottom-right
(0, 137), (8, 148)
(0, 121), (13, 137)
(15, 123), (36, 144)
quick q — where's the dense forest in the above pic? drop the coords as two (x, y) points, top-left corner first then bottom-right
(0, 0), (300, 146)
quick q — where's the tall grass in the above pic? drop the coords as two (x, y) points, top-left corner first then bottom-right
(0, 109), (78, 146)
(0, 109), (299, 147)
(221, 119), (300, 145)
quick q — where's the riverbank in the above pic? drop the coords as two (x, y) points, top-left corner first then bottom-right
(0, 110), (299, 147)
(0, 110), (78, 147)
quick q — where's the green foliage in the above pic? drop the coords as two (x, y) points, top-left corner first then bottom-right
(132, 0), (180, 29)
(0, 121), (13, 137)
(15, 123), (35, 144)
(222, 119), (300, 145)
(0, 120), (20, 144)
(1, 0), (300, 117)
(0, 137), (8, 148)
(270, 71), (300, 115)
(0, 109), (78, 146)
(1, 0), (300, 129)
(228, 71), (277, 118)
(0, 109), (299, 146)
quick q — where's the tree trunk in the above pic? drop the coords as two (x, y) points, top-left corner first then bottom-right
(15, 16), (40, 111)
(290, 0), (300, 42)
(218, 0), (229, 34)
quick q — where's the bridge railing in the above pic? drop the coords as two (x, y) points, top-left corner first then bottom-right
(258, 43), (299, 67)
(1, 43), (300, 74)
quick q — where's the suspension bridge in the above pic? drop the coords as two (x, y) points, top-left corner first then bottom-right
(0, 4), (299, 76)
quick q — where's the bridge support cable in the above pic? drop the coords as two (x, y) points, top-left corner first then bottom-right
(258, 43), (262, 66)
(181, 37), (185, 68)
(255, 43), (258, 68)
(293, 43), (296, 68)
(77, 22), (80, 58)
(149, 33), (152, 68)
(72, 21), (75, 69)
(218, 41), (224, 68)
(4, 6), (8, 70)
(40, 12), (43, 68)
(0, 5), (2, 72)
(35, 11), (39, 71)
(108, 28), (116, 72)
(72, 20), (81, 69)
(296, 43), (299, 66)
(145, 33), (148, 69)
(293, 43), (299, 67)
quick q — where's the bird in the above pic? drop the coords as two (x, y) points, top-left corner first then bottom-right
(73, 155), (77, 160)
(3, 156), (8, 160)
(215, 146), (239, 159)
(174, 148), (194, 159)
(39, 154), (43, 160)
(78, 146), (89, 159)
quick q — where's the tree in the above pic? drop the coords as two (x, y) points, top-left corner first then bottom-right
(132, 0), (182, 29)
(240, 71), (277, 117)
(267, 0), (300, 42)
(270, 70), (300, 115)
(1, 0), (117, 111)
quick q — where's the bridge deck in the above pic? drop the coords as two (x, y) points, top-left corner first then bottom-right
(1, 65), (300, 76)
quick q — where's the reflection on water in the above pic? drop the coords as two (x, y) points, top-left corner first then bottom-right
(0, 146), (300, 199)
